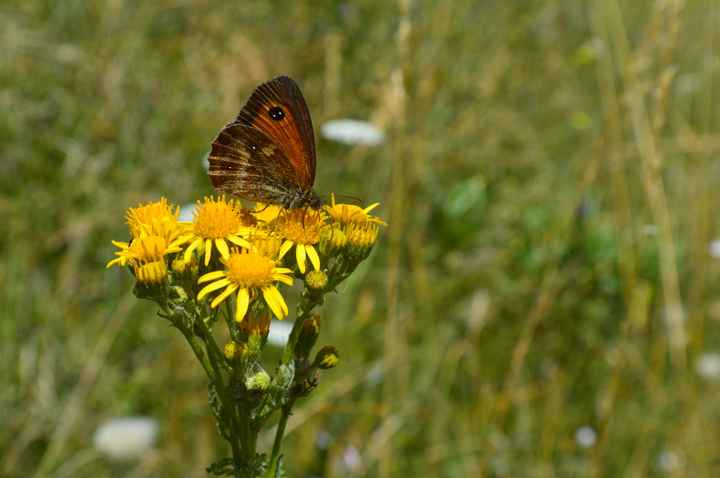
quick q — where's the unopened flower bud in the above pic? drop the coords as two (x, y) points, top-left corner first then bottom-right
(314, 346), (339, 370)
(171, 255), (197, 274)
(239, 313), (271, 338)
(346, 223), (379, 254)
(245, 370), (271, 391)
(134, 260), (167, 284)
(295, 315), (320, 359)
(224, 341), (239, 360)
(305, 270), (328, 290)
(246, 333), (263, 356)
(319, 225), (347, 255)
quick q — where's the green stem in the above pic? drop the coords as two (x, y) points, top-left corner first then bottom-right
(182, 329), (214, 382)
(157, 302), (215, 379)
(282, 292), (322, 363)
(267, 399), (295, 477)
(192, 317), (256, 478)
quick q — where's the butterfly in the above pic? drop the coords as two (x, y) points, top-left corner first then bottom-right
(207, 76), (323, 209)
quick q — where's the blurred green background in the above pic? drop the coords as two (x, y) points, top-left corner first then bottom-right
(3, 0), (720, 476)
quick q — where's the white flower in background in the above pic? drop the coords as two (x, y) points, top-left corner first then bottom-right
(342, 445), (363, 472)
(574, 425), (597, 448)
(321, 119), (385, 146)
(709, 240), (720, 258)
(316, 431), (332, 450)
(94, 417), (158, 460)
(640, 224), (658, 237)
(695, 352), (720, 380)
(178, 203), (195, 222)
(267, 319), (293, 347)
(202, 151), (210, 172)
(366, 363), (384, 386)
(657, 450), (682, 472)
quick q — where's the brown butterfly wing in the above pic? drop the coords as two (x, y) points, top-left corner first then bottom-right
(208, 124), (303, 204)
(233, 76), (316, 190)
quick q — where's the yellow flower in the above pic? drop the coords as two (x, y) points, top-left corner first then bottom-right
(252, 202), (284, 224)
(197, 250), (294, 322)
(319, 224), (347, 255)
(107, 234), (181, 268)
(248, 230), (284, 260)
(106, 234), (182, 283)
(135, 260), (167, 284)
(324, 193), (386, 226)
(275, 208), (324, 274)
(181, 196), (252, 266)
(346, 222), (380, 249)
(125, 197), (183, 241)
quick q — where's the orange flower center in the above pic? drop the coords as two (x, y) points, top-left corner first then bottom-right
(193, 198), (245, 239)
(225, 251), (275, 288)
(126, 198), (178, 238)
(276, 209), (323, 245)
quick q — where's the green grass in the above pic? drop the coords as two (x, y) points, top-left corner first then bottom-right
(2, 0), (720, 476)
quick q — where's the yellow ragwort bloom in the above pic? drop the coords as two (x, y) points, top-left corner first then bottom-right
(135, 259), (168, 284)
(319, 224), (347, 255)
(275, 208), (324, 274)
(324, 193), (386, 226)
(248, 230), (284, 260)
(197, 249), (294, 322)
(181, 196), (252, 266)
(106, 234), (182, 283)
(346, 222), (380, 249)
(252, 202), (284, 224)
(125, 197), (183, 241)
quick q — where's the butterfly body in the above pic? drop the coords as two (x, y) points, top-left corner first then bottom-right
(208, 76), (322, 209)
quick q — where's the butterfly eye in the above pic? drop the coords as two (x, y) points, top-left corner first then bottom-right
(268, 106), (285, 121)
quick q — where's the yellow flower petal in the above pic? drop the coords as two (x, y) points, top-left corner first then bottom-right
(305, 245), (320, 271)
(184, 238), (203, 262)
(171, 234), (192, 248)
(274, 267), (293, 274)
(215, 238), (230, 260)
(235, 288), (250, 322)
(111, 240), (129, 248)
(272, 273), (294, 286)
(211, 284), (238, 309)
(198, 270), (226, 284)
(279, 240), (293, 259)
(204, 239), (213, 266)
(198, 278), (231, 301)
(363, 202), (380, 214)
(262, 286), (288, 319)
(296, 244), (306, 274)
(227, 235), (251, 248)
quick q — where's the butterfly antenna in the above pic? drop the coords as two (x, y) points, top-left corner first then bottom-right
(254, 203), (272, 213)
(320, 193), (364, 206)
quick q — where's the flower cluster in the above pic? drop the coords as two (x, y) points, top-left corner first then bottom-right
(108, 195), (381, 322)
(107, 194), (383, 476)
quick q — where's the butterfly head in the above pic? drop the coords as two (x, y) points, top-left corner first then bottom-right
(283, 189), (324, 210)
